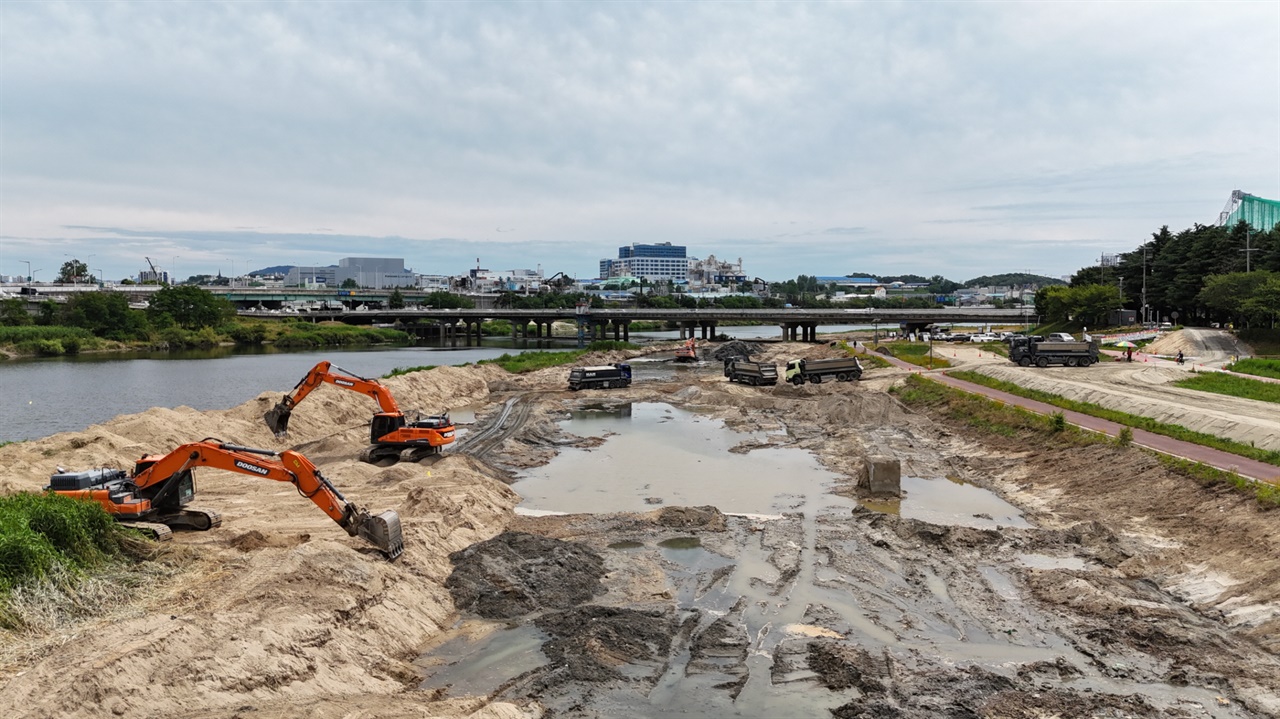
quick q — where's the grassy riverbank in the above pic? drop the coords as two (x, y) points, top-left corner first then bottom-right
(893, 374), (1280, 507)
(947, 369), (1280, 467)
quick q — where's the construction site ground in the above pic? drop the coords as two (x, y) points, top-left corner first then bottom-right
(0, 332), (1277, 718)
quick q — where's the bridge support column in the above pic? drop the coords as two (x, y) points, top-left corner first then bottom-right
(622, 321), (630, 343)
(612, 322), (621, 342)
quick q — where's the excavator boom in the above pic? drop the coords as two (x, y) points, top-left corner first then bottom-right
(264, 361), (454, 465)
(47, 439), (403, 559)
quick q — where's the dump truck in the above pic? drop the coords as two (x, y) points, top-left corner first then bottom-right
(784, 357), (863, 385)
(568, 363), (632, 390)
(723, 358), (778, 386)
(1008, 336), (1099, 367)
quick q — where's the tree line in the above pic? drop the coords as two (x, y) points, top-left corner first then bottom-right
(1038, 221), (1280, 329)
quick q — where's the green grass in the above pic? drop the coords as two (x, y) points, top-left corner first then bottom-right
(1226, 358), (1280, 380)
(1173, 372), (1280, 404)
(894, 375), (1280, 508)
(477, 341), (638, 373)
(948, 369), (1280, 468)
(891, 374), (1100, 441)
(272, 324), (409, 348)
(837, 340), (890, 368)
(872, 342), (952, 369)
(384, 365), (438, 378)
(0, 493), (139, 605)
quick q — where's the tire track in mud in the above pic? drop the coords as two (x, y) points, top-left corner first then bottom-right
(455, 394), (536, 462)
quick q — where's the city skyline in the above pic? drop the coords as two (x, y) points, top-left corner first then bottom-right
(2, 3), (1277, 284)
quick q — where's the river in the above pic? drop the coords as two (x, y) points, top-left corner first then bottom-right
(2, 321), (996, 444)
(0, 341), (558, 443)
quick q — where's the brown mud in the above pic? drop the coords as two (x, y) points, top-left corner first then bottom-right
(0, 339), (1276, 718)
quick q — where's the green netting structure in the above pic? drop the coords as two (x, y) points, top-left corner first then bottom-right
(1219, 191), (1280, 231)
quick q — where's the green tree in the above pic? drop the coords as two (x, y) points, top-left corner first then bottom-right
(0, 298), (33, 326)
(341, 278), (359, 289)
(147, 285), (234, 329)
(58, 259), (90, 284)
(60, 292), (151, 340)
(387, 289), (406, 309)
(420, 291), (474, 309)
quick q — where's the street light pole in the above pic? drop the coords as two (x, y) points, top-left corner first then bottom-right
(22, 260), (31, 283)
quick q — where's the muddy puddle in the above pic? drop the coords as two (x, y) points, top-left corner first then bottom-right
(419, 402), (1259, 718)
(513, 402), (844, 516)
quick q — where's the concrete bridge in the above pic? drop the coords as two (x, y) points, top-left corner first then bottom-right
(238, 306), (1036, 344)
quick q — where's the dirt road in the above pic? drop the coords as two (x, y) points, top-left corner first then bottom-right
(940, 332), (1280, 452)
(1, 341), (1277, 718)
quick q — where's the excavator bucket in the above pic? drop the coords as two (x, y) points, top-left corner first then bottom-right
(263, 402), (292, 437)
(357, 509), (404, 560)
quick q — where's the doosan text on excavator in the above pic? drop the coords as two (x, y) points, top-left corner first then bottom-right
(46, 439), (404, 559)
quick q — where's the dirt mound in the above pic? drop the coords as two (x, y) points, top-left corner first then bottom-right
(534, 605), (679, 682)
(651, 505), (727, 531)
(226, 530), (311, 552)
(1144, 330), (1194, 356)
(445, 531), (606, 619)
(711, 340), (763, 361)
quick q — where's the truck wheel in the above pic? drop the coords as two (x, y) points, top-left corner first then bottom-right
(1066, 358), (1078, 367)
(791, 377), (803, 386)
(811, 375), (822, 384)
(1036, 357), (1049, 368)
(1018, 357), (1031, 367)
(836, 373), (848, 382)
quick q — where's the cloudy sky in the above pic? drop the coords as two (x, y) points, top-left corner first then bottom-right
(2, 1), (1277, 284)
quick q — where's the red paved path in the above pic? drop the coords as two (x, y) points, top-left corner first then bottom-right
(865, 351), (1280, 485)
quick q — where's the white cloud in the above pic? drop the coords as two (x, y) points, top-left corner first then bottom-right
(1, 1), (1277, 283)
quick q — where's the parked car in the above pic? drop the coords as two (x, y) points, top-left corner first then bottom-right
(1046, 332), (1076, 342)
(948, 333), (971, 342)
(970, 333), (1000, 343)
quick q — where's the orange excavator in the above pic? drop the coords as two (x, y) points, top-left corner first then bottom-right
(264, 361), (455, 465)
(46, 439), (403, 559)
(674, 337), (698, 362)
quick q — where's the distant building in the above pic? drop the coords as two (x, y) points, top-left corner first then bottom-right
(600, 242), (688, 282)
(285, 257), (415, 289)
(688, 255), (748, 288)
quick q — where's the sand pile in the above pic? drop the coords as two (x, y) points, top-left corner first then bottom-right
(0, 362), (528, 719)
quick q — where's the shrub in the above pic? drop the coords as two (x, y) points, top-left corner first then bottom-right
(1049, 412), (1066, 432)
(1116, 427), (1134, 447)
(228, 323), (268, 345)
(0, 493), (127, 595)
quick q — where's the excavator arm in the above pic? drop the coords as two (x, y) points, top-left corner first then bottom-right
(265, 361), (403, 436)
(133, 440), (403, 559)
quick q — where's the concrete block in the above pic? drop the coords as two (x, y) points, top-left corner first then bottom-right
(865, 456), (901, 497)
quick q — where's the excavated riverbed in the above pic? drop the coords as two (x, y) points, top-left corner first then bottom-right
(418, 395), (1274, 718)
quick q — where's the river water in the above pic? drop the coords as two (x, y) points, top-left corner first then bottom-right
(1, 320), (994, 443)
(0, 341), (553, 443)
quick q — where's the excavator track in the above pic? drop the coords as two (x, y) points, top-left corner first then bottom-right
(119, 522), (173, 542)
(181, 506), (223, 531)
(153, 506), (223, 531)
(358, 444), (403, 467)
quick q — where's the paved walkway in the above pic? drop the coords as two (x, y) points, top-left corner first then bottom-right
(865, 350), (1280, 485)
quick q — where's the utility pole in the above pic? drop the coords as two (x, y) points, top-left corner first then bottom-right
(22, 260), (31, 283)
(1141, 247), (1148, 325)
(1241, 227), (1258, 272)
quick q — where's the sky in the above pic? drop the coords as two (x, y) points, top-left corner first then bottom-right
(2, 1), (1278, 285)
